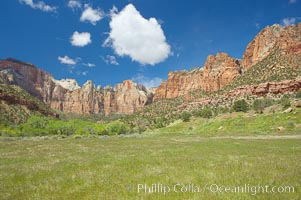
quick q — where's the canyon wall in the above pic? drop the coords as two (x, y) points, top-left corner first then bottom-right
(0, 59), (151, 115)
(153, 52), (241, 100)
(154, 23), (301, 101)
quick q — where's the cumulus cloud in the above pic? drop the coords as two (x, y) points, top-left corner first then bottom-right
(103, 4), (171, 65)
(68, 0), (81, 9)
(132, 74), (163, 89)
(83, 63), (96, 67)
(80, 4), (104, 25)
(282, 17), (296, 26)
(70, 31), (91, 47)
(102, 55), (119, 65)
(19, 0), (57, 12)
(58, 56), (77, 65)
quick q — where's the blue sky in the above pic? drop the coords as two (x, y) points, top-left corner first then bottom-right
(0, 0), (300, 88)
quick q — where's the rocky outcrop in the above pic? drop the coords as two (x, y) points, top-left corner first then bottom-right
(202, 52), (241, 92)
(0, 58), (56, 103)
(227, 76), (301, 97)
(179, 76), (301, 111)
(152, 81), (167, 101)
(51, 80), (104, 115)
(52, 78), (80, 91)
(153, 68), (203, 101)
(153, 53), (241, 100)
(104, 80), (150, 115)
(242, 23), (301, 70)
(154, 23), (301, 101)
(0, 59), (151, 116)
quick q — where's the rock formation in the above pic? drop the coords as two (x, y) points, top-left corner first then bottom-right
(104, 80), (150, 115)
(0, 59), (151, 116)
(178, 76), (301, 111)
(153, 53), (241, 100)
(52, 78), (80, 91)
(153, 68), (204, 101)
(154, 23), (301, 101)
(201, 52), (241, 92)
(242, 23), (301, 70)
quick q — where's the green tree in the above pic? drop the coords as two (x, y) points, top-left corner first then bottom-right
(280, 95), (290, 109)
(198, 108), (213, 118)
(232, 99), (249, 112)
(181, 112), (192, 122)
(253, 98), (273, 113)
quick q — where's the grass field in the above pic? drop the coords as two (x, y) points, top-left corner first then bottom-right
(1, 108), (301, 199)
(1, 135), (300, 199)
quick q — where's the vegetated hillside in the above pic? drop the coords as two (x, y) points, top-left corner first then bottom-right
(222, 49), (301, 92)
(122, 48), (301, 128)
(0, 84), (57, 125)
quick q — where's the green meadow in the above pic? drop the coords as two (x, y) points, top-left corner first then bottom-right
(1, 109), (301, 199)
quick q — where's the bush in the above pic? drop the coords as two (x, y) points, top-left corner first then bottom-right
(232, 99), (249, 112)
(181, 112), (191, 122)
(296, 90), (301, 98)
(135, 119), (149, 133)
(198, 108), (213, 118)
(253, 98), (274, 113)
(105, 121), (130, 135)
(280, 96), (291, 109)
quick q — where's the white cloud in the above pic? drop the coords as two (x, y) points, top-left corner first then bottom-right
(83, 63), (96, 67)
(82, 71), (88, 76)
(68, 0), (81, 9)
(289, 0), (297, 4)
(102, 55), (119, 65)
(70, 31), (91, 47)
(282, 17), (296, 26)
(58, 56), (77, 65)
(19, 0), (57, 12)
(109, 5), (118, 16)
(103, 4), (171, 65)
(80, 4), (104, 25)
(132, 74), (162, 89)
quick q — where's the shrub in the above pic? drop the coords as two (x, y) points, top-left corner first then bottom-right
(94, 124), (109, 135)
(105, 121), (130, 135)
(135, 119), (149, 133)
(181, 112), (191, 122)
(232, 99), (249, 112)
(253, 98), (274, 113)
(280, 95), (291, 109)
(296, 90), (301, 98)
(198, 108), (213, 118)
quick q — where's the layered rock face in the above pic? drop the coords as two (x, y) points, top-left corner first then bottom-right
(153, 53), (241, 101)
(242, 23), (301, 70)
(50, 80), (104, 115)
(0, 59), (151, 115)
(104, 80), (150, 115)
(153, 68), (203, 101)
(154, 23), (301, 101)
(179, 76), (301, 111)
(202, 52), (241, 92)
(0, 58), (56, 103)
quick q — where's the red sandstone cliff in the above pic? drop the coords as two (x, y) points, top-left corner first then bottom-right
(202, 52), (241, 92)
(153, 23), (301, 101)
(242, 23), (301, 70)
(153, 52), (241, 101)
(0, 59), (151, 116)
